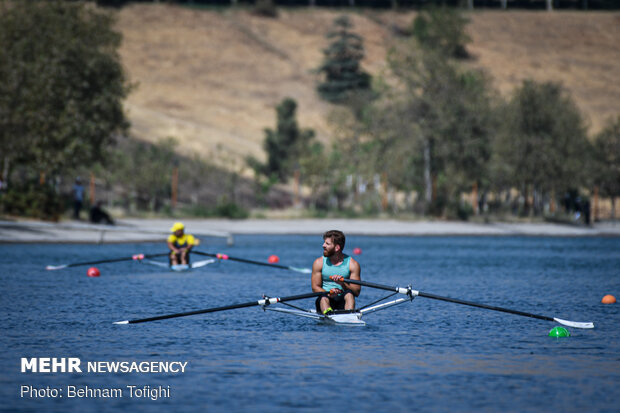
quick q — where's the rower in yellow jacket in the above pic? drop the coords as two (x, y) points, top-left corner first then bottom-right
(167, 222), (199, 265)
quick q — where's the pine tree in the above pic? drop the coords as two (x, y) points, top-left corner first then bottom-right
(248, 98), (315, 182)
(317, 16), (371, 103)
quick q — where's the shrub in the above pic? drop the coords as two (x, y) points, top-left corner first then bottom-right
(1, 183), (63, 221)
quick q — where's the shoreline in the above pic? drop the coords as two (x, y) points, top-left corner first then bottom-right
(1, 218), (619, 244)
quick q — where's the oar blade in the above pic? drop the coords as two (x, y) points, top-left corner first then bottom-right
(290, 267), (312, 274)
(553, 318), (594, 329)
(113, 320), (129, 325)
(190, 259), (216, 269)
(46, 265), (67, 271)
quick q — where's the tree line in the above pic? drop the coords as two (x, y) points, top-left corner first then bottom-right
(252, 9), (619, 220)
(96, 0), (620, 12)
(0, 2), (618, 221)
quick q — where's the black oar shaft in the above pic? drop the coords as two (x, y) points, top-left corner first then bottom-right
(344, 278), (555, 322)
(127, 301), (257, 324)
(416, 292), (554, 322)
(226, 255), (290, 270)
(124, 291), (324, 324)
(65, 253), (169, 268)
(67, 256), (131, 267)
(194, 251), (291, 270)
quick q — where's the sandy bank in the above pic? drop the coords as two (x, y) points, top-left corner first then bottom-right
(1, 218), (618, 244)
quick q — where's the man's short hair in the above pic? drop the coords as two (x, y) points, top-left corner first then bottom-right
(323, 230), (345, 250)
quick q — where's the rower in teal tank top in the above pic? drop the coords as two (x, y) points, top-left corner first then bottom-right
(322, 255), (351, 291)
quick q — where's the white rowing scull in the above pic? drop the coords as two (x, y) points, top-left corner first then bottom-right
(263, 288), (414, 326)
(46, 251), (310, 274)
(139, 258), (217, 272)
(115, 278), (594, 328)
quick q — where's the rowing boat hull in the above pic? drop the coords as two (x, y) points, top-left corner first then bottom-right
(141, 258), (216, 272)
(322, 312), (365, 325)
(264, 307), (366, 325)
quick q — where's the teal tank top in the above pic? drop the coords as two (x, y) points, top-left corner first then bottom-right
(321, 255), (351, 291)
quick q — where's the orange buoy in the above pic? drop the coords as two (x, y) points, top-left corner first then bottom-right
(268, 255), (280, 264)
(87, 267), (101, 277)
(353, 247), (362, 255)
(601, 294), (616, 304)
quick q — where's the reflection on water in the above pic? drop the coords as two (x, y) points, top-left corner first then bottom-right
(0, 236), (618, 412)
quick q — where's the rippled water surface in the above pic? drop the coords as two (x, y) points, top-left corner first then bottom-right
(1, 235), (619, 412)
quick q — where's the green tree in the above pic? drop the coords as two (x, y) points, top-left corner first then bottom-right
(0, 1), (130, 183)
(592, 116), (620, 219)
(369, 45), (495, 216)
(411, 6), (471, 59)
(108, 137), (178, 212)
(492, 80), (590, 215)
(319, 96), (384, 212)
(317, 16), (371, 103)
(248, 98), (316, 182)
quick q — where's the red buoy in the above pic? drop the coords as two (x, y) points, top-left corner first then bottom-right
(353, 247), (362, 255)
(217, 253), (229, 260)
(268, 255), (280, 264)
(87, 267), (101, 277)
(602, 294), (616, 304)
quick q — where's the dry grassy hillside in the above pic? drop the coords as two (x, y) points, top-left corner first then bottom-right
(116, 5), (620, 165)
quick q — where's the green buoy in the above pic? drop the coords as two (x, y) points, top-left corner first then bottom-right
(549, 326), (570, 338)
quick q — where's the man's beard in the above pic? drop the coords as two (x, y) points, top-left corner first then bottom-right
(323, 248), (333, 257)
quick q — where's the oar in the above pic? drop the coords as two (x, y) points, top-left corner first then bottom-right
(340, 278), (594, 329)
(193, 251), (311, 274)
(45, 253), (169, 271)
(114, 291), (325, 324)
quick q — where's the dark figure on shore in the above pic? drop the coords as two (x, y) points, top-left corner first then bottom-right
(90, 201), (114, 225)
(72, 178), (84, 220)
(583, 199), (591, 226)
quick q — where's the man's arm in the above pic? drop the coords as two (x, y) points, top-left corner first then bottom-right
(186, 235), (197, 251)
(346, 258), (361, 297)
(311, 257), (325, 293)
(167, 241), (177, 253)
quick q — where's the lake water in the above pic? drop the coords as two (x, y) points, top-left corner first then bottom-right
(1, 235), (618, 412)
